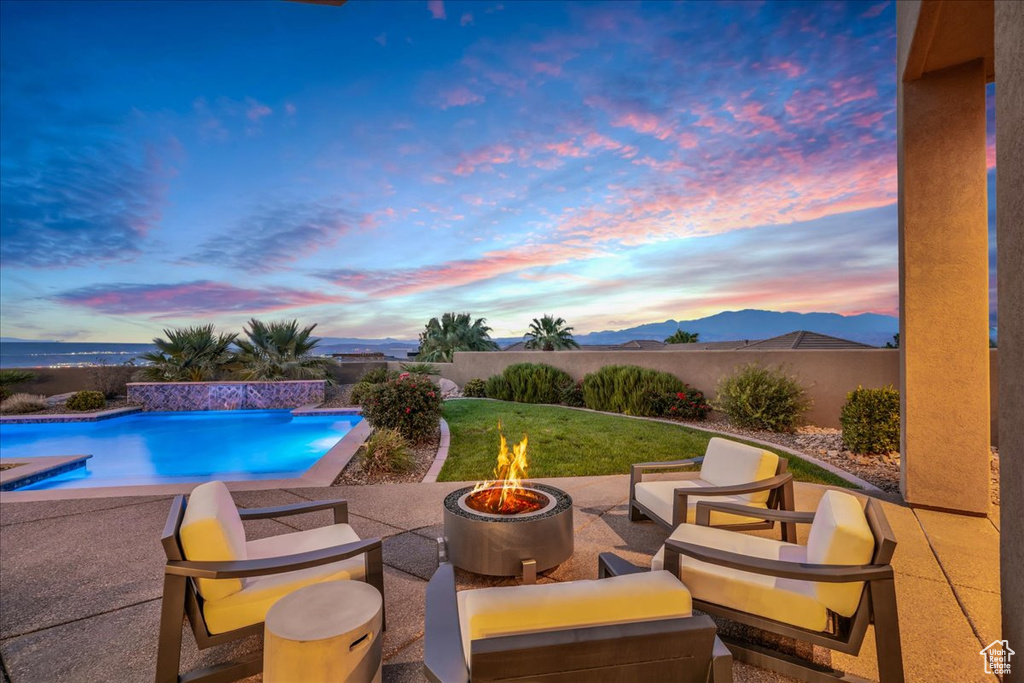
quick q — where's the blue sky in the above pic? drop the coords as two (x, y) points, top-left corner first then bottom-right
(0, 1), (996, 341)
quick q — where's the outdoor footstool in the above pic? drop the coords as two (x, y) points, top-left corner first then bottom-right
(630, 437), (797, 541)
(652, 489), (904, 683)
(424, 543), (732, 682)
(156, 481), (386, 683)
(264, 580), (383, 683)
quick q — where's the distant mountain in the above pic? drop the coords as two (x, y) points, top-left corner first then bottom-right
(564, 310), (899, 347)
(0, 337), (57, 343)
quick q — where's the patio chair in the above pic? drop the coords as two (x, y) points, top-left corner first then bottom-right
(652, 489), (903, 683)
(630, 436), (797, 541)
(424, 540), (733, 683)
(156, 481), (385, 683)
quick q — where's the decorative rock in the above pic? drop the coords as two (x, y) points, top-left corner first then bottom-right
(438, 378), (461, 399)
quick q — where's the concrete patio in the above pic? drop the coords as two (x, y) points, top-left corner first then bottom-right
(0, 477), (1001, 682)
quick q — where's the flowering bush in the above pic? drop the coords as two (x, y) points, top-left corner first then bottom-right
(361, 373), (443, 443)
(643, 386), (710, 420)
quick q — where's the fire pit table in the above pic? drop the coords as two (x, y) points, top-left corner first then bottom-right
(441, 428), (573, 583)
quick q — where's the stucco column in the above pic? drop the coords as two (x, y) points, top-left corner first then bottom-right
(996, 0), (1024, 668)
(897, 59), (990, 514)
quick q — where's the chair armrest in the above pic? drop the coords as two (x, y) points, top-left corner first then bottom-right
(424, 562), (470, 683)
(630, 457), (703, 492)
(663, 538), (893, 583)
(238, 499), (348, 524)
(597, 552), (646, 578)
(695, 501), (816, 527)
(676, 472), (793, 498)
(165, 537), (380, 579)
(711, 635), (733, 683)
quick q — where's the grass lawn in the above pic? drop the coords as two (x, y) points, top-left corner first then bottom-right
(439, 399), (854, 488)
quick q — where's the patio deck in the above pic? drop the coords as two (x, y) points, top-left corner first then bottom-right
(0, 478), (1000, 682)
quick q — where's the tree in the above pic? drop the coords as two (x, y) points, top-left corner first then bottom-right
(523, 315), (580, 351)
(665, 329), (700, 344)
(136, 325), (237, 382)
(0, 369), (36, 400)
(418, 312), (499, 362)
(232, 319), (335, 381)
(884, 333), (900, 349)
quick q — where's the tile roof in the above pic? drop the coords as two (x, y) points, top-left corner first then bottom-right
(741, 330), (875, 350)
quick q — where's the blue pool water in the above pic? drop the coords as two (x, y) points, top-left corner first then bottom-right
(0, 410), (362, 490)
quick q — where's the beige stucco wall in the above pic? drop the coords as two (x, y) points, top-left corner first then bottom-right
(996, 0), (1023, 663)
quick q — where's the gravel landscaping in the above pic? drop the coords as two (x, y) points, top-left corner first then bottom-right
(0, 397), (134, 417)
(331, 425), (440, 486)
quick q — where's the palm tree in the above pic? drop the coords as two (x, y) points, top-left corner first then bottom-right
(232, 319), (335, 381)
(418, 312), (499, 362)
(665, 329), (700, 344)
(523, 315), (580, 351)
(136, 325), (237, 382)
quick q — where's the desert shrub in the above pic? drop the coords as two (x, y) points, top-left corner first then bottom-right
(362, 367), (400, 384)
(714, 364), (810, 432)
(0, 393), (47, 414)
(361, 373), (443, 443)
(463, 378), (487, 398)
(0, 369), (36, 401)
(481, 363), (572, 404)
(66, 390), (107, 412)
(840, 385), (900, 454)
(349, 382), (375, 405)
(89, 361), (135, 399)
(643, 385), (711, 420)
(400, 362), (440, 376)
(360, 428), (413, 475)
(581, 365), (686, 416)
(558, 380), (585, 407)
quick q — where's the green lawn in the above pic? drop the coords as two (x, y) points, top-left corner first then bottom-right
(438, 399), (854, 488)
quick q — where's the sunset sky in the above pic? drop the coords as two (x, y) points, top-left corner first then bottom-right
(0, 0), (997, 342)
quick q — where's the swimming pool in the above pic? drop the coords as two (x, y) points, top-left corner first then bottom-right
(0, 410), (362, 490)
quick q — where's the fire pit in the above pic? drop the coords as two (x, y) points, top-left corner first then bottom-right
(442, 428), (573, 582)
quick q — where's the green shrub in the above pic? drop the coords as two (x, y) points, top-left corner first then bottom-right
(362, 367), (399, 384)
(0, 369), (36, 401)
(360, 428), (413, 475)
(361, 373), (443, 443)
(66, 390), (107, 412)
(840, 385), (900, 454)
(643, 385), (711, 420)
(558, 380), (585, 407)
(714, 364), (810, 432)
(349, 382), (374, 405)
(0, 393), (47, 414)
(463, 378), (487, 398)
(581, 365), (686, 416)
(482, 363), (573, 404)
(400, 362), (440, 376)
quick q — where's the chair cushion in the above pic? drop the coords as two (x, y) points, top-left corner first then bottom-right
(457, 570), (692, 667)
(634, 479), (768, 526)
(806, 491), (875, 617)
(700, 437), (780, 505)
(203, 523), (367, 634)
(652, 523), (828, 632)
(180, 481), (248, 601)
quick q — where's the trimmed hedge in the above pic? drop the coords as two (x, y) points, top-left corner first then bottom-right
(840, 385), (900, 454)
(714, 363), (809, 432)
(581, 365), (685, 416)
(483, 363), (573, 404)
(362, 373), (443, 443)
(66, 390), (107, 412)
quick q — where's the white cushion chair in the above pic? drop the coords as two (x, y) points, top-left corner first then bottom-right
(157, 481), (385, 683)
(630, 437), (797, 541)
(653, 490), (904, 683)
(425, 544), (732, 683)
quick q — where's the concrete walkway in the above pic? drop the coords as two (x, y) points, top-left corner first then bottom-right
(0, 478), (1000, 682)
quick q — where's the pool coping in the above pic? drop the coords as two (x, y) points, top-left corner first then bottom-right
(0, 455), (93, 491)
(0, 411), (371, 502)
(0, 407), (143, 424)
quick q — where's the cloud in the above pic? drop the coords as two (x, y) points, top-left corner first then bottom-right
(284, 102), (298, 116)
(427, 0), (446, 20)
(438, 86), (485, 109)
(0, 142), (169, 268)
(460, 13), (473, 27)
(453, 143), (516, 175)
(55, 281), (343, 317)
(374, 33), (387, 46)
(187, 202), (365, 273)
(245, 98), (272, 122)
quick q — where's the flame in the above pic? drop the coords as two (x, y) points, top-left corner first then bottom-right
(471, 421), (531, 514)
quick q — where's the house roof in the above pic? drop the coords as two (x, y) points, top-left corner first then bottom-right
(741, 330), (875, 350)
(501, 339), (666, 351)
(502, 331), (873, 352)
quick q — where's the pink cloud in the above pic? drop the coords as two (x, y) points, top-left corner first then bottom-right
(438, 86), (485, 109)
(284, 102), (297, 116)
(245, 98), (272, 122)
(453, 143), (515, 175)
(860, 2), (889, 19)
(851, 111), (885, 128)
(460, 12), (473, 26)
(533, 61), (562, 77)
(427, 0), (446, 20)
(57, 281), (343, 317)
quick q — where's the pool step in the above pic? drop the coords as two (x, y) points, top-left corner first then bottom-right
(0, 455), (92, 492)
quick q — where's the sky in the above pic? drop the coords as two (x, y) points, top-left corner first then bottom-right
(0, 0), (997, 342)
